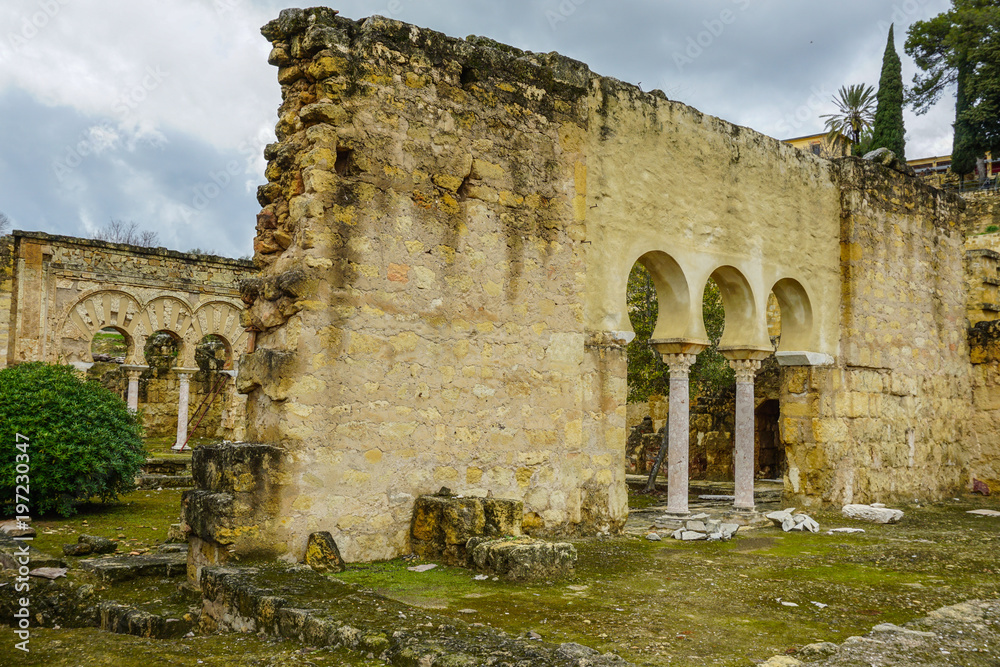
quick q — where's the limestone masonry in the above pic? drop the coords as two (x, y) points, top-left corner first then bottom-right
(204, 7), (999, 565)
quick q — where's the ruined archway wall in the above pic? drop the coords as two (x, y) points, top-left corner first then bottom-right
(580, 78), (842, 358)
(5, 232), (255, 438)
(779, 160), (972, 507)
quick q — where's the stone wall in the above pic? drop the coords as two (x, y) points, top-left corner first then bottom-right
(228, 8), (981, 565)
(968, 320), (1000, 488)
(6, 231), (255, 440)
(781, 160), (971, 505)
(237, 8), (847, 564)
(0, 235), (12, 368)
(963, 190), (1000, 236)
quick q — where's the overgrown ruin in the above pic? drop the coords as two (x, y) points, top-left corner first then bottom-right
(183, 7), (1000, 566)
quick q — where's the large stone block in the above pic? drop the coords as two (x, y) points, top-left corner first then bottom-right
(467, 536), (577, 581)
(410, 494), (523, 565)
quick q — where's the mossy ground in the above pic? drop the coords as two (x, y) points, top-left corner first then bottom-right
(9, 485), (1000, 666)
(333, 491), (1000, 666)
(31, 488), (183, 558)
(12, 629), (385, 666)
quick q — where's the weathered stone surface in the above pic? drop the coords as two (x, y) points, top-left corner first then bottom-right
(0, 519), (35, 538)
(467, 536), (576, 581)
(410, 495), (522, 565)
(200, 563), (630, 665)
(63, 534), (117, 557)
(79, 552), (187, 582)
(304, 531), (345, 573)
(842, 504), (904, 524)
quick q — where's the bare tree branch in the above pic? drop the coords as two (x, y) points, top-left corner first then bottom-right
(92, 220), (159, 247)
(0, 211), (10, 236)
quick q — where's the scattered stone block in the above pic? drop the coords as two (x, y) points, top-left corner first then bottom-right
(681, 531), (706, 541)
(685, 520), (707, 532)
(304, 531), (346, 573)
(411, 495), (522, 565)
(827, 527), (866, 534)
(767, 510), (819, 532)
(166, 523), (186, 543)
(29, 567), (67, 579)
(973, 479), (991, 496)
(645, 532), (661, 541)
(467, 537), (575, 581)
(796, 642), (838, 658)
(842, 504), (903, 524)
(407, 563), (437, 573)
(0, 519), (35, 538)
(720, 523), (740, 539)
(967, 509), (1000, 517)
(80, 552), (187, 582)
(63, 534), (117, 557)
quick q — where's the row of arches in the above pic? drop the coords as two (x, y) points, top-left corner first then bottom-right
(63, 289), (248, 368)
(630, 250), (814, 354)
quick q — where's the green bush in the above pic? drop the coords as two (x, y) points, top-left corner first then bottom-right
(0, 362), (147, 517)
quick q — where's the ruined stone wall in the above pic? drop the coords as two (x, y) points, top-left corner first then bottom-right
(0, 235), (12, 368)
(968, 320), (1000, 488)
(782, 160), (971, 506)
(234, 9), (979, 564)
(963, 190), (1000, 236)
(6, 231), (255, 440)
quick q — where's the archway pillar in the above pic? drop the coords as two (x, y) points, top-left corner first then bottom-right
(172, 367), (200, 451)
(651, 339), (708, 516)
(122, 364), (147, 413)
(721, 348), (771, 511)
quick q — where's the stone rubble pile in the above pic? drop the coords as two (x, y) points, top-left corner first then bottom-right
(765, 508), (819, 532)
(667, 516), (740, 542)
(842, 503), (904, 523)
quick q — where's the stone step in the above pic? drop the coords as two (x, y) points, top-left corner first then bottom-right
(80, 551), (188, 582)
(138, 474), (194, 489)
(98, 598), (197, 639)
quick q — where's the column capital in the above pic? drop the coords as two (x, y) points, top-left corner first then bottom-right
(662, 353), (698, 380)
(728, 358), (762, 383)
(125, 368), (144, 381)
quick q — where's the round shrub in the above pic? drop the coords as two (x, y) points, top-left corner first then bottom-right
(0, 362), (147, 517)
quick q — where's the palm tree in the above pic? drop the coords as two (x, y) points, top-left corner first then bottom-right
(820, 84), (877, 146)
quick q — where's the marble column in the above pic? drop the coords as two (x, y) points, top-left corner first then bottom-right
(663, 353), (698, 516)
(125, 368), (143, 413)
(729, 358), (762, 511)
(173, 371), (192, 451)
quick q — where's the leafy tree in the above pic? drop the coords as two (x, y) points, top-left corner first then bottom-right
(870, 24), (907, 160)
(93, 219), (159, 247)
(0, 363), (147, 517)
(906, 1), (1000, 176)
(820, 84), (876, 145)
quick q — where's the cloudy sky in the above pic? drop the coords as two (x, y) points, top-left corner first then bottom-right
(0, 0), (956, 258)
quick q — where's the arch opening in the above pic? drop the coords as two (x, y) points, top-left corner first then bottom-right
(144, 330), (182, 375)
(195, 334), (232, 373)
(707, 265), (757, 350)
(90, 326), (130, 364)
(770, 278), (813, 352)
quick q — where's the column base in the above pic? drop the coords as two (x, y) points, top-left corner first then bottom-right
(660, 510), (691, 519)
(731, 505), (756, 513)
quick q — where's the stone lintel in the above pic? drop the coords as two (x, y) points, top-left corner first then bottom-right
(775, 351), (835, 367)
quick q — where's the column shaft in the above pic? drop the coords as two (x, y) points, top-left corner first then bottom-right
(664, 353), (697, 515)
(175, 372), (191, 449)
(730, 360), (762, 511)
(126, 371), (141, 413)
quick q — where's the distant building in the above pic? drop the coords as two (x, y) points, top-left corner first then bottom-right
(783, 132), (851, 157)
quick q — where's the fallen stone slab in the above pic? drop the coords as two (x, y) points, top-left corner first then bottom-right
(29, 567), (67, 579)
(775, 599), (1000, 666)
(0, 519), (35, 538)
(842, 504), (904, 524)
(79, 552), (187, 582)
(968, 509), (1000, 517)
(138, 474), (194, 489)
(63, 534), (117, 557)
(467, 536), (576, 581)
(98, 600), (196, 639)
(827, 527), (866, 534)
(0, 534), (65, 570)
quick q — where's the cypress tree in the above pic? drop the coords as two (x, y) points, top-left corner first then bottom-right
(951, 58), (978, 181)
(870, 24), (907, 160)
